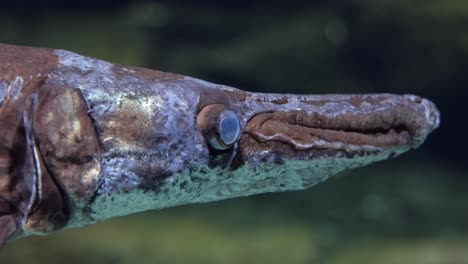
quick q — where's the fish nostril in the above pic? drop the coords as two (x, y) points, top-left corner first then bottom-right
(405, 94), (423, 104)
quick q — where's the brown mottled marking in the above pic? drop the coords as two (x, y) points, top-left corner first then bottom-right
(271, 97), (288, 105)
(0, 43), (57, 83)
(99, 96), (152, 149)
(32, 84), (101, 207)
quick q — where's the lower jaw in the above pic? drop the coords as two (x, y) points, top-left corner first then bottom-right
(237, 134), (411, 161)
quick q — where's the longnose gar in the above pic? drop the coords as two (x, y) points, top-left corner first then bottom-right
(0, 43), (439, 247)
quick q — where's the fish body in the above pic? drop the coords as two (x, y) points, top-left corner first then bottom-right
(0, 43), (439, 246)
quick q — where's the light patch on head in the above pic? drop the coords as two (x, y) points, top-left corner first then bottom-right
(81, 159), (101, 186)
(53, 49), (117, 118)
(120, 67), (136, 74)
(6, 76), (24, 101)
(54, 49), (113, 73)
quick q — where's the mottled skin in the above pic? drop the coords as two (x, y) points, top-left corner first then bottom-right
(0, 43), (439, 247)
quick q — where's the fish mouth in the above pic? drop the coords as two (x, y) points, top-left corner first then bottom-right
(242, 94), (440, 156)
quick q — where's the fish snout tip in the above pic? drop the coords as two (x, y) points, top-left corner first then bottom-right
(404, 94), (440, 147)
(414, 95), (440, 130)
(424, 98), (440, 132)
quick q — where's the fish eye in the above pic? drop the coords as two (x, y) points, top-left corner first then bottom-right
(197, 104), (241, 150)
(216, 110), (240, 147)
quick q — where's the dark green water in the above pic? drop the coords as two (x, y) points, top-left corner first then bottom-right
(1, 1), (466, 263)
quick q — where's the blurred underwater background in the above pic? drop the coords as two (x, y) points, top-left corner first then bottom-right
(0, 1), (467, 263)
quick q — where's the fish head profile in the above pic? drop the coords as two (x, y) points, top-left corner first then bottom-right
(191, 88), (440, 202)
(82, 69), (439, 222)
(0, 43), (440, 246)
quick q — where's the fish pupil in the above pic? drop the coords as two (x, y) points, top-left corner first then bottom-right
(218, 111), (240, 145)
